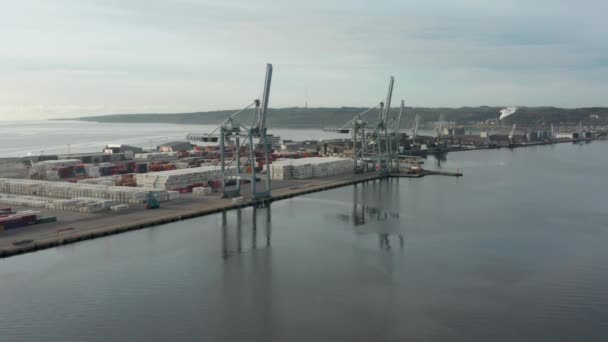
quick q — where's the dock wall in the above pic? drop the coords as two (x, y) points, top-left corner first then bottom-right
(0, 174), (385, 258)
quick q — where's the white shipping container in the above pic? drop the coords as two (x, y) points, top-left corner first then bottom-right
(135, 165), (234, 190)
(270, 157), (353, 180)
(167, 191), (180, 200)
(192, 187), (213, 196)
(110, 204), (129, 212)
(0, 178), (171, 205)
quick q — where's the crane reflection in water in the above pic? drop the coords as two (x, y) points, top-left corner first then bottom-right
(338, 180), (405, 250)
(221, 179), (405, 256)
(221, 206), (271, 259)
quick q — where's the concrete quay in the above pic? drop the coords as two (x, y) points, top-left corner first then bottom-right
(0, 173), (386, 258)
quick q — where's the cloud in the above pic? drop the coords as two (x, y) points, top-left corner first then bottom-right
(0, 0), (607, 119)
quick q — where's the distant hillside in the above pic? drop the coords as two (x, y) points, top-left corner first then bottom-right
(74, 106), (608, 129)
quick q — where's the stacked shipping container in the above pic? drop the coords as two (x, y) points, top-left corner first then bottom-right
(135, 165), (234, 191)
(46, 197), (116, 213)
(0, 178), (168, 204)
(270, 157), (354, 180)
(29, 159), (81, 179)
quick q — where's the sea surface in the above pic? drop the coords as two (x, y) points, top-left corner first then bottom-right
(0, 123), (607, 341)
(0, 120), (349, 157)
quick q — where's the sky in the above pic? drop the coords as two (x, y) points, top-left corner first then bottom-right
(0, 0), (607, 119)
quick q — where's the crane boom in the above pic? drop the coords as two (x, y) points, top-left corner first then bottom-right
(383, 76), (394, 122)
(411, 114), (420, 139)
(256, 63), (273, 132)
(394, 100), (404, 134)
(339, 104), (381, 130)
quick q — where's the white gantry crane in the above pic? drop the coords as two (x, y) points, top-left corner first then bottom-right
(371, 76), (394, 174)
(187, 64), (274, 199)
(384, 99), (404, 171)
(410, 114), (420, 141)
(436, 114), (445, 137)
(324, 76), (396, 174)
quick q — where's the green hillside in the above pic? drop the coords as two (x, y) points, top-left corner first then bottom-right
(74, 106), (608, 129)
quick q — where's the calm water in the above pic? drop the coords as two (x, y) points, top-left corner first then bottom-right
(0, 141), (607, 341)
(0, 120), (346, 157)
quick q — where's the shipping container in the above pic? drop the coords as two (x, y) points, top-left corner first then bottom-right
(270, 157), (354, 180)
(0, 178), (170, 206)
(4, 220), (28, 230)
(36, 216), (57, 224)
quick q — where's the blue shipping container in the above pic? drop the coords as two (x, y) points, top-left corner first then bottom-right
(4, 221), (28, 230)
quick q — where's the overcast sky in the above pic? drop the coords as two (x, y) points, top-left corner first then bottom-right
(1, 0), (607, 119)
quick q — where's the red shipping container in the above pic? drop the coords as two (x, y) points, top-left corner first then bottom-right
(20, 215), (37, 224)
(209, 180), (222, 189)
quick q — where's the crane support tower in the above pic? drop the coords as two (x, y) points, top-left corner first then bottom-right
(437, 114), (445, 137)
(385, 99), (404, 171)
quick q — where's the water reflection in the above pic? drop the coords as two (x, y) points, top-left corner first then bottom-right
(336, 183), (401, 225)
(221, 206), (272, 259)
(434, 152), (448, 168)
(338, 182), (404, 249)
(378, 233), (405, 250)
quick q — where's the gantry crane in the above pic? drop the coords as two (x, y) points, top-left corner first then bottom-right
(384, 99), (404, 171)
(410, 114), (420, 142)
(366, 76), (394, 173)
(324, 76), (396, 174)
(191, 64), (273, 199)
(436, 114), (445, 137)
